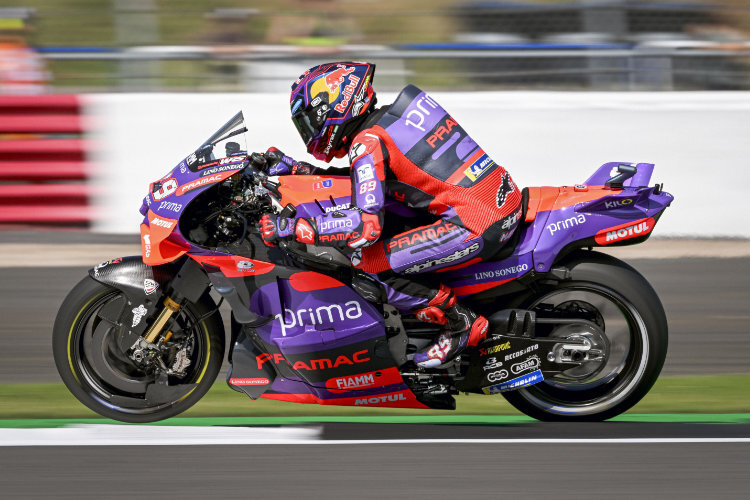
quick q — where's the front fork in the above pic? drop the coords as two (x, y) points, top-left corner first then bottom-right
(129, 296), (183, 371)
(142, 296), (181, 344)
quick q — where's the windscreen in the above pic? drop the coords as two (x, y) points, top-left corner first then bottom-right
(193, 111), (249, 163)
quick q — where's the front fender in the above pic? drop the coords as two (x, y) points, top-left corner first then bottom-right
(88, 256), (183, 335)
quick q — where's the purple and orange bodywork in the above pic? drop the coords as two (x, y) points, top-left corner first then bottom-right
(136, 154), (672, 408)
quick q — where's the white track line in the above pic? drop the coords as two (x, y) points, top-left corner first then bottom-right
(0, 425), (322, 447)
(1, 425), (749, 447)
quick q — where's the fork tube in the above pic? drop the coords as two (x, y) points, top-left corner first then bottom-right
(143, 296), (181, 343)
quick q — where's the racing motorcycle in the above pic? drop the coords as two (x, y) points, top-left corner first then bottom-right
(53, 112), (674, 423)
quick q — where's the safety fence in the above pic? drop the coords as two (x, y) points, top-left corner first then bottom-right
(36, 43), (750, 92)
(5, 1), (750, 92)
(0, 95), (91, 226)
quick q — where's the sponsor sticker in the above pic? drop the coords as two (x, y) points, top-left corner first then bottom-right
(158, 201), (183, 213)
(334, 74), (360, 113)
(93, 257), (122, 277)
(594, 217), (655, 245)
(482, 357), (503, 371)
(150, 215), (175, 230)
(313, 179), (334, 190)
(324, 369), (390, 391)
(177, 170), (236, 196)
(505, 343), (539, 362)
(486, 369), (509, 383)
(143, 234), (151, 258)
(144, 279), (159, 295)
(354, 393), (408, 406)
(480, 341), (511, 356)
(357, 164), (374, 183)
(256, 347), (370, 371)
(510, 355), (541, 375)
(547, 214), (587, 236)
(325, 202), (351, 213)
(229, 378), (270, 386)
(482, 369), (544, 394)
(403, 242), (480, 274)
(349, 143), (366, 162)
(200, 163), (244, 177)
(324, 64), (355, 93)
(131, 304), (147, 328)
(237, 260), (255, 272)
(604, 198), (634, 210)
(464, 153), (495, 182)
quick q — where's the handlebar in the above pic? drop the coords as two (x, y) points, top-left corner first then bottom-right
(242, 152), (268, 184)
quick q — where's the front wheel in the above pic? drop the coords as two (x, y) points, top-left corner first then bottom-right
(53, 276), (225, 423)
(502, 251), (668, 421)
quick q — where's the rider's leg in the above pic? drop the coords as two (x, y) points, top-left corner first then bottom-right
(354, 219), (496, 367)
(411, 283), (489, 367)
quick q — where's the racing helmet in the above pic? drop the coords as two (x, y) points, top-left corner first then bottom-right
(289, 62), (376, 162)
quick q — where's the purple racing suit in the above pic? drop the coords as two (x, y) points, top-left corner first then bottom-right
(287, 85), (523, 312)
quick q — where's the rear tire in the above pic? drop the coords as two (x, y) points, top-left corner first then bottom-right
(502, 251), (668, 421)
(53, 276), (225, 423)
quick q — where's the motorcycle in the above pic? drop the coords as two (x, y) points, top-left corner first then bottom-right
(53, 111), (674, 423)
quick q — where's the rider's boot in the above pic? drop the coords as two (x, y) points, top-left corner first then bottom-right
(411, 284), (489, 368)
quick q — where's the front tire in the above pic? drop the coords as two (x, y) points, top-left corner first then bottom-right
(53, 276), (225, 423)
(502, 251), (668, 421)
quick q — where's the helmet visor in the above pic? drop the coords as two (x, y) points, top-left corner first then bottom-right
(292, 110), (316, 145)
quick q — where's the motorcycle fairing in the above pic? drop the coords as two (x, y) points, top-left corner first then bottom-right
(140, 161), (245, 266)
(261, 384), (429, 409)
(188, 254), (276, 279)
(138, 112), (252, 266)
(527, 184), (672, 271)
(275, 174), (352, 218)
(196, 253), (425, 407)
(441, 252), (535, 297)
(439, 163), (673, 297)
(140, 211), (190, 266)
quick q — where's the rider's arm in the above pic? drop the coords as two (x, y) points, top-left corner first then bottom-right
(296, 133), (388, 249)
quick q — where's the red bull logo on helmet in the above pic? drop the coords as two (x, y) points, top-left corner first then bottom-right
(310, 64), (357, 105)
(324, 64), (356, 93)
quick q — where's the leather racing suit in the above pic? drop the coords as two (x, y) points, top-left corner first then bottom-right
(270, 85), (523, 366)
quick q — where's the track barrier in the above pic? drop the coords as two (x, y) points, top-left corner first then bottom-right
(0, 95), (91, 226)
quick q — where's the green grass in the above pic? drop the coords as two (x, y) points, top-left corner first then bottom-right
(1, 374), (748, 421)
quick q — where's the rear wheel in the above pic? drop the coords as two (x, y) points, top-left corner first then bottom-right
(53, 276), (224, 423)
(502, 251), (668, 421)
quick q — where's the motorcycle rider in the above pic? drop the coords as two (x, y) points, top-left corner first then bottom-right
(259, 62), (522, 368)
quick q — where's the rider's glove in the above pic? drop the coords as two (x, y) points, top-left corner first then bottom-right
(259, 214), (318, 247)
(259, 214), (295, 247)
(264, 147), (315, 176)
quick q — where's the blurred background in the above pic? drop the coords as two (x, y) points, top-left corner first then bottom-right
(0, 0), (750, 234)
(1, 0), (749, 234)
(3, 0), (750, 93)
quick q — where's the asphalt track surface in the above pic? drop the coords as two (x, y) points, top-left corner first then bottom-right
(1, 422), (749, 499)
(1, 233), (749, 498)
